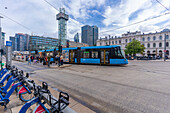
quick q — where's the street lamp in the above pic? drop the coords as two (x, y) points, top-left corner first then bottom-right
(0, 16), (3, 70)
(164, 33), (167, 61)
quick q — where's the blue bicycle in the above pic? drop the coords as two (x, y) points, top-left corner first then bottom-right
(0, 70), (33, 109)
(19, 81), (76, 113)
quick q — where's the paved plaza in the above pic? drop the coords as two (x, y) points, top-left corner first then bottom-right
(11, 60), (170, 113)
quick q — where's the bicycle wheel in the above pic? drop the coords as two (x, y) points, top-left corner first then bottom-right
(19, 92), (34, 102)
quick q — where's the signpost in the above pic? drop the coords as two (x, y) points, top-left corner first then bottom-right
(6, 41), (12, 66)
(0, 16), (3, 70)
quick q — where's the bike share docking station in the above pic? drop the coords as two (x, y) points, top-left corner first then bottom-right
(6, 41), (12, 66)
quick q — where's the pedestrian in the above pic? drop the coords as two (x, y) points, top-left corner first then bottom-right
(27, 56), (31, 65)
(26, 55), (28, 61)
(55, 55), (59, 64)
(22, 55), (24, 60)
(47, 55), (51, 67)
(58, 55), (61, 67)
(43, 57), (46, 65)
(60, 55), (63, 65)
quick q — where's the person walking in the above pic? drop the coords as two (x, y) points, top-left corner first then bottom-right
(58, 55), (61, 67)
(47, 55), (51, 67)
(26, 55), (28, 61)
(27, 56), (31, 65)
(60, 55), (63, 65)
(55, 55), (59, 64)
(22, 55), (24, 61)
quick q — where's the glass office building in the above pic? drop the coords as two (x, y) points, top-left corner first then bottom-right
(81, 25), (98, 46)
(29, 36), (58, 51)
(9, 36), (15, 51)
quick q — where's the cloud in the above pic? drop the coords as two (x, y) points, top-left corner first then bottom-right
(1, 0), (170, 43)
(101, 0), (170, 36)
(63, 0), (105, 19)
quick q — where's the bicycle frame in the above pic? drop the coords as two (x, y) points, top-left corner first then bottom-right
(0, 73), (12, 87)
(0, 68), (8, 79)
(0, 76), (16, 94)
(0, 81), (31, 107)
(19, 97), (50, 113)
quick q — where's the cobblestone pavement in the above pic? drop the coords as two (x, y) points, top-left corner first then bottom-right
(12, 60), (170, 113)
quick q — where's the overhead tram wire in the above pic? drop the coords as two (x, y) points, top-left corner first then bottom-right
(42, 0), (82, 27)
(43, 0), (170, 36)
(0, 12), (37, 34)
(99, 11), (170, 34)
(155, 0), (169, 11)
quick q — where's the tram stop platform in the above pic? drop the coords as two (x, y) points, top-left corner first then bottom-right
(0, 77), (95, 113)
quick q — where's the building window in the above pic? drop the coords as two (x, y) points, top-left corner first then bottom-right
(159, 42), (162, 47)
(125, 39), (128, 43)
(129, 38), (131, 42)
(159, 36), (162, 40)
(147, 51), (150, 55)
(142, 37), (145, 41)
(142, 43), (145, 47)
(119, 40), (121, 44)
(115, 41), (117, 44)
(147, 43), (150, 48)
(153, 43), (156, 47)
(147, 37), (150, 41)
(100, 43), (101, 46)
(166, 35), (169, 40)
(153, 36), (156, 40)
(112, 41), (114, 44)
(106, 42), (107, 45)
(166, 42), (169, 47)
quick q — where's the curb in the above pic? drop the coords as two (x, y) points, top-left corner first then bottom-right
(50, 64), (72, 68)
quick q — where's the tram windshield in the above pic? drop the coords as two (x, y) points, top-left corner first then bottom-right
(111, 47), (125, 59)
(121, 49), (126, 58)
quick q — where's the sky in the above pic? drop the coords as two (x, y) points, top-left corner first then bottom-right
(0, 0), (170, 42)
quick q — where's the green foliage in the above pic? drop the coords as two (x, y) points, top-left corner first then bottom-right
(125, 39), (145, 56)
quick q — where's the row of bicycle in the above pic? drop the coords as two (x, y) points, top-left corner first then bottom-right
(0, 65), (76, 113)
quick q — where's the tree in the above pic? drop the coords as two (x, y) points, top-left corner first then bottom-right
(125, 39), (145, 56)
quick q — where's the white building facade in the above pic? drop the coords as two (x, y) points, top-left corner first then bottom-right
(97, 29), (170, 57)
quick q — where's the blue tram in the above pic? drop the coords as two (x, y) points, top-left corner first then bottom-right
(31, 45), (128, 65)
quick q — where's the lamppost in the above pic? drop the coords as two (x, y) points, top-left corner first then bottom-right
(164, 33), (167, 61)
(0, 16), (3, 70)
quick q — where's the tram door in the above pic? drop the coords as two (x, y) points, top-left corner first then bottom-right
(77, 47), (81, 63)
(100, 49), (110, 64)
(69, 50), (75, 63)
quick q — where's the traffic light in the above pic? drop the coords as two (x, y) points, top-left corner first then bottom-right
(59, 46), (62, 53)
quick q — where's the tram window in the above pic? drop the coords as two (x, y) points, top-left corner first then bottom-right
(92, 51), (98, 58)
(82, 51), (90, 58)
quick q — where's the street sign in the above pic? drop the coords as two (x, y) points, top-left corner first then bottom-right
(6, 41), (12, 46)
(6, 41), (12, 66)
